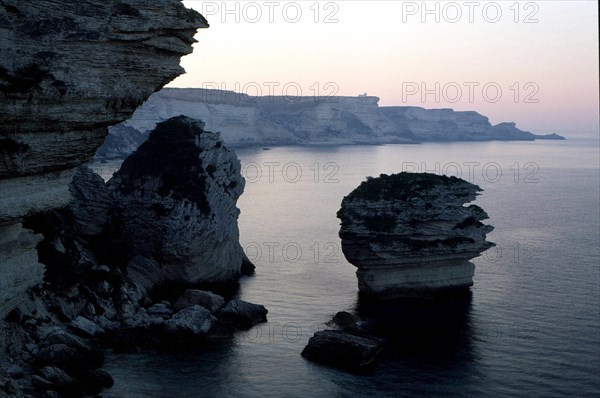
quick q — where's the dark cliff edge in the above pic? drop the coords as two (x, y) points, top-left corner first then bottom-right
(1, 115), (268, 397)
(0, 2), (267, 397)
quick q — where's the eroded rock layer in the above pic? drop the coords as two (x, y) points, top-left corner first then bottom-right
(337, 172), (494, 299)
(31, 116), (253, 290)
(109, 116), (253, 285)
(0, 0), (206, 317)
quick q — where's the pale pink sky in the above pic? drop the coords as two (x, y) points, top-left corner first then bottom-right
(171, 1), (599, 136)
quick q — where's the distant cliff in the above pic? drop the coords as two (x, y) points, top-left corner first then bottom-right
(96, 88), (564, 158)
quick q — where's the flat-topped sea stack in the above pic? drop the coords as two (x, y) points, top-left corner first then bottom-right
(337, 173), (494, 299)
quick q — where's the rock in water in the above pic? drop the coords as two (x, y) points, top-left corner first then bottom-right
(337, 172), (494, 299)
(301, 330), (384, 371)
(174, 289), (226, 313)
(217, 299), (268, 329)
(163, 305), (217, 337)
(108, 116), (253, 285)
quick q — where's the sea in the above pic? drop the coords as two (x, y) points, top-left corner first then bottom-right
(94, 137), (600, 397)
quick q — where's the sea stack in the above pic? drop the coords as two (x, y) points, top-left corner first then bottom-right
(337, 172), (494, 299)
(108, 116), (254, 286)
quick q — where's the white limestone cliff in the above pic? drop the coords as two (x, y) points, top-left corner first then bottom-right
(96, 88), (564, 158)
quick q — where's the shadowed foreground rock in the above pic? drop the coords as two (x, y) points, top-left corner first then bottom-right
(108, 116), (255, 286)
(338, 172), (494, 299)
(301, 330), (384, 371)
(32, 116), (255, 291)
(0, 117), (267, 396)
(0, 0), (207, 321)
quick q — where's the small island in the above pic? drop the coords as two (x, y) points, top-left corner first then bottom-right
(337, 172), (495, 299)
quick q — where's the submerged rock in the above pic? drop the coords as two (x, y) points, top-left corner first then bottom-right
(338, 172), (494, 299)
(326, 311), (362, 331)
(301, 330), (384, 371)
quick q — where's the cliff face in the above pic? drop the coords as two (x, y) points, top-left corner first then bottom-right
(108, 88), (414, 150)
(26, 116), (251, 291)
(96, 88), (564, 158)
(1, 117), (260, 396)
(381, 107), (519, 141)
(0, 0), (206, 316)
(337, 173), (494, 299)
(108, 116), (252, 286)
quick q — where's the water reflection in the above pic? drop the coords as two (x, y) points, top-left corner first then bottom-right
(354, 291), (476, 369)
(104, 339), (240, 398)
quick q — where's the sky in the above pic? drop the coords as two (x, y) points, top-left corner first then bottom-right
(170, 1), (599, 136)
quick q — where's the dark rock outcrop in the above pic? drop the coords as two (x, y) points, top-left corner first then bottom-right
(26, 116), (253, 295)
(0, 0), (206, 327)
(163, 305), (217, 338)
(109, 116), (252, 286)
(217, 299), (268, 330)
(337, 172), (494, 299)
(0, 115), (267, 395)
(301, 330), (384, 371)
(174, 289), (226, 313)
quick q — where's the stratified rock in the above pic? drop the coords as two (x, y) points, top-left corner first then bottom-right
(301, 330), (384, 371)
(0, 1), (208, 392)
(42, 328), (92, 355)
(0, 223), (45, 318)
(127, 256), (163, 294)
(174, 290), (225, 313)
(217, 299), (268, 329)
(0, 0), (206, 323)
(108, 116), (253, 285)
(32, 375), (54, 391)
(96, 87), (563, 159)
(0, 1), (206, 222)
(337, 172), (494, 299)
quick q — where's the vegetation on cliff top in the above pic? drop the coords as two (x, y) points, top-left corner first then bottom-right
(112, 116), (211, 213)
(345, 172), (480, 202)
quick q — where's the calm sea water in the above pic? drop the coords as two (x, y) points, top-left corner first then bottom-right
(99, 138), (600, 397)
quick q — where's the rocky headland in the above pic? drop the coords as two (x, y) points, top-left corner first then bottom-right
(1, 116), (267, 397)
(1, 0), (206, 323)
(337, 172), (494, 299)
(0, 2), (269, 396)
(95, 88), (564, 158)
